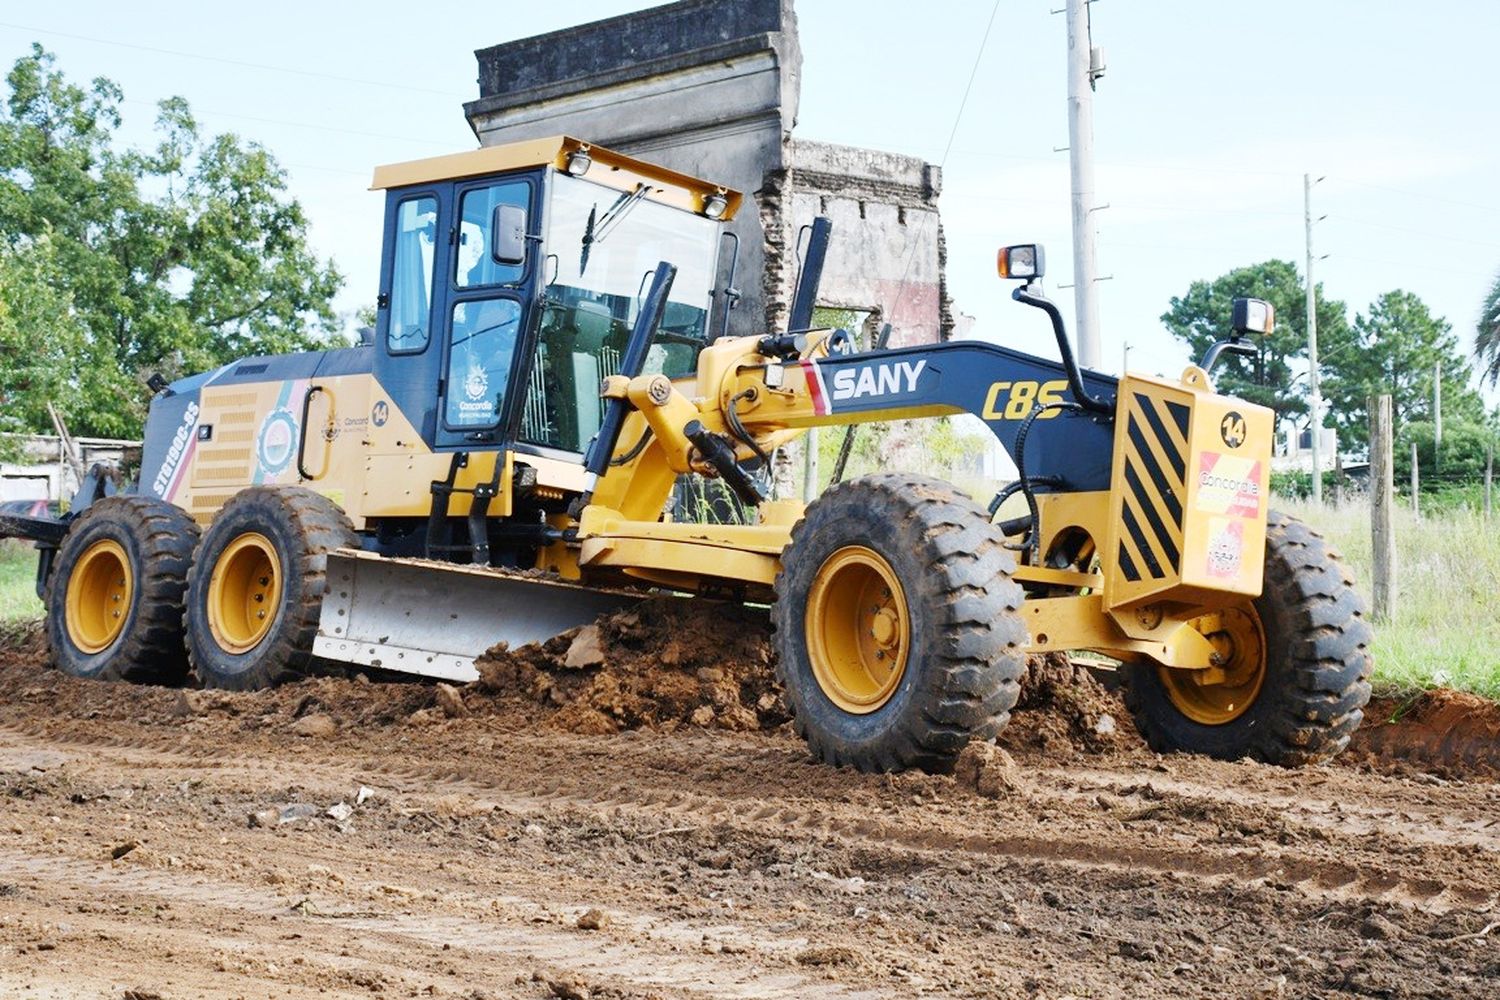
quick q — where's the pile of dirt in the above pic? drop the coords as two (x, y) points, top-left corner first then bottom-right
(999, 654), (1141, 757)
(0, 618), (46, 665)
(1348, 689), (1500, 779)
(468, 596), (788, 735)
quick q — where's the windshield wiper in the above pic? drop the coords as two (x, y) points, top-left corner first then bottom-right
(580, 184), (651, 275)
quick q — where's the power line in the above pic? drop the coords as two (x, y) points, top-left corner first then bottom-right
(0, 21), (472, 99)
(119, 97), (461, 152)
(939, 0), (1003, 168)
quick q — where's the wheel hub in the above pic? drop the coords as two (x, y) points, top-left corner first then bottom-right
(804, 546), (911, 714)
(1158, 606), (1267, 725)
(64, 539), (134, 654)
(207, 533), (283, 655)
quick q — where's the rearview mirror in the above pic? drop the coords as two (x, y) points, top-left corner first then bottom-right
(492, 204), (527, 266)
(1231, 297), (1274, 337)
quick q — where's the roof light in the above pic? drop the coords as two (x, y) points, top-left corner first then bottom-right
(703, 192), (728, 220)
(1231, 297), (1274, 337)
(565, 147), (593, 177)
(997, 244), (1045, 281)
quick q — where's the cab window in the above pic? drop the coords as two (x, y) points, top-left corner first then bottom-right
(456, 181), (530, 288)
(387, 196), (437, 353)
(445, 297), (521, 429)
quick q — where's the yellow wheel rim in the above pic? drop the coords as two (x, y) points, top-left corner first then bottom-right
(206, 533), (282, 655)
(64, 539), (134, 654)
(1158, 605), (1267, 725)
(805, 545), (910, 714)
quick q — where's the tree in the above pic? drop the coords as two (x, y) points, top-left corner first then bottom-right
(1160, 260), (1352, 439)
(0, 45), (342, 439)
(1320, 290), (1484, 453)
(1478, 267), (1500, 387)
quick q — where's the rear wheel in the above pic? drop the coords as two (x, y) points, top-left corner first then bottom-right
(772, 474), (1027, 773)
(45, 495), (199, 683)
(1123, 510), (1373, 765)
(185, 486), (356, 690)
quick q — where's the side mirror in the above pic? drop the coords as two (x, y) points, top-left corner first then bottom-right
(1231, 297), (1275, 337)
(997, 244), (1046, 281)
(492, 204), (527, 266)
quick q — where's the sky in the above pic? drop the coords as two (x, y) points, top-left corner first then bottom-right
(3, 1), (1499, 401)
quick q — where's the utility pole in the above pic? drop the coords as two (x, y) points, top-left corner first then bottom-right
(1433, 358), (1442, 476)
(1065, 0), (1102, 369)
(1369, 396), (1396, 621)
(1304, 174), (1324, 504)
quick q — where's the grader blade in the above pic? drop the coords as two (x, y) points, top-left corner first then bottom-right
(312, 549), (640, 682)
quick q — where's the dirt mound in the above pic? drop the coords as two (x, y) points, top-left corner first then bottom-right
(1000, 654), (1141, 757)
(468, 596), (787, 734)
(1346, 689), (1500, 779)
(0, 618), (46, 665)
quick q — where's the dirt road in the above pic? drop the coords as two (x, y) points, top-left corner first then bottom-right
(1, 611), (1497, 999)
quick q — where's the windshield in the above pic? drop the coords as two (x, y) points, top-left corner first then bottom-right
(518, 172), (720, 453)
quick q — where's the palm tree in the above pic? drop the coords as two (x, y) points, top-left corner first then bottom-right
(1480, 269), (1500, 386)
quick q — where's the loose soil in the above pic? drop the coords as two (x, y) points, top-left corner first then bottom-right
(1, 605), (1497, 999)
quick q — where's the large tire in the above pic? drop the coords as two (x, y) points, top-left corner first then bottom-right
(772, 474), (1027, 773)
(1123, 510), (1373, 765)
(185, 486), (356, 690)
(45, 495), (199, 684)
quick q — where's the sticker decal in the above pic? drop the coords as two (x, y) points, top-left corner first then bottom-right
(1205, 516), (1244, 578)
(255, 408), (299, 478)
(152, 401), (201, 499)
(1196, 452), (1262, 518)
(372, 400), (389, 427)
(1220, 411), (1247, 449)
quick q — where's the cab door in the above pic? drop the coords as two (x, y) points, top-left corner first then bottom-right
(434, 174), (540, 449)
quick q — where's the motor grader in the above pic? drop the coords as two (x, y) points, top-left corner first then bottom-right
(1, 136), (1373, 772)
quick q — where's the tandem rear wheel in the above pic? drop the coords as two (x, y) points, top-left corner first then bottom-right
(45, 495), (200, 684)
(772, 474), (1028, 774)
(185, 486), (356, 691)
(1123, 510), (1374, 766)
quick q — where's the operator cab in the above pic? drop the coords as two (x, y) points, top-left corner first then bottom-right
(369, 137), (741, 459)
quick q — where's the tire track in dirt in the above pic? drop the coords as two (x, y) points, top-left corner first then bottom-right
(6, 716), (1496, 917)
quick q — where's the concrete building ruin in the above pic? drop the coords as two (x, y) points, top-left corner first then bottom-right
(463, 0), (950, 348)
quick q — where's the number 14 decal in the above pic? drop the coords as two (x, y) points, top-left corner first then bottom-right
(981, 379), (1069, 420)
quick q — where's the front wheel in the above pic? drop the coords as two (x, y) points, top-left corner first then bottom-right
(1123, 510), (1373, 765)
(772, 474), (1027, 774)
(185, 486), (356, 690)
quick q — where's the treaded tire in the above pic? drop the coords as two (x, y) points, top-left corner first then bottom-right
(772, 474), (1027, 773)
(185, 486), (356, 691)
(1122, 510), (1374, 766)
(45, 495), (199, 684)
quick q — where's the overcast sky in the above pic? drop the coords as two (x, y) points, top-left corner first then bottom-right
(4, 1), (1498, 399)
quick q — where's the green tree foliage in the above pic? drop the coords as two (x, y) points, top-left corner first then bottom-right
(1478, 267), (1500, 387)
(0, 45), (341, 439)
(1159, 260), (1351, 436)
(1321, 290), (1483, 452)
(1395, 419), (1498, 487)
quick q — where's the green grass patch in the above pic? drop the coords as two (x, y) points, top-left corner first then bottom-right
(0, 540), (43, 623)
(1280, 500), (1500, 699)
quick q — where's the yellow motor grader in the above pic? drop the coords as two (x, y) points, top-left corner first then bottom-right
(2, 136), (1373, 772)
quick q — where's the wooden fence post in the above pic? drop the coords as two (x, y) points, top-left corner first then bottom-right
(1410, 440), (1419, 519)
(1486, 445), (1494, 523)
(1370, 396), (1396, 622)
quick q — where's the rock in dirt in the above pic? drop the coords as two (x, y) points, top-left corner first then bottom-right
(1360, 912), (1402, 940)
(548, 978), (590, 1000)
(110, 840), (140, 860)
(434, 683), (468, 718)
(953, 742), (1020, 799)
(290, 713), (337, 738)
(326, 801), (354, 822)
(249, 803), (321, 828)
(575, 907), (608, 931)
(563, 625), (607, 669)
(796, 945), (857, 967)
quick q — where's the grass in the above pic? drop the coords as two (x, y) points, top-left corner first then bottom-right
(1280, 499), (1500, 699)
(0, 540), (42, 623)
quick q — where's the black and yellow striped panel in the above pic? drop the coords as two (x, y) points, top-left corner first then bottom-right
(1117, 392), (1191, 583)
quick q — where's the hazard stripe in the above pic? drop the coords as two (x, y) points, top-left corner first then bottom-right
(801, 360), (830, 416)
